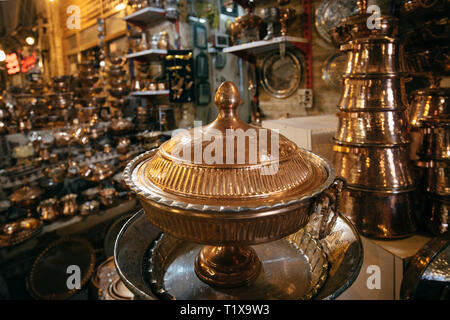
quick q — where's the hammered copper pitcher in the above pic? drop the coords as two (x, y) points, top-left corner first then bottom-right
(331, 1), (416, 239)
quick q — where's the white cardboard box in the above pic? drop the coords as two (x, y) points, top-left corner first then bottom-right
(262, 115), (338, 162)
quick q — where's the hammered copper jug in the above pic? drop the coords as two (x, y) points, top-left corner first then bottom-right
(331, 1), (416, 239)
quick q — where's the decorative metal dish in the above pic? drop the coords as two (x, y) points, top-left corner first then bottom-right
(322, 52), (347, 89)
(315, 0), (359, 44)
(259, 51), (303, 99)
(27, 237), (96, 300)
(0, 217), (43, 248)
(114, 209), (363, 300)
(147, 229), (328, 300)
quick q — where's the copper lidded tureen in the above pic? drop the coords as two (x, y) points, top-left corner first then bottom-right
(125, 82), (340, 288)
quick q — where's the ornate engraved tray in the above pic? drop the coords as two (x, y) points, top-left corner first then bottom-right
(114, 209), (363, 300)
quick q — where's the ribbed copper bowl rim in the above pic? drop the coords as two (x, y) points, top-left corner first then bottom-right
(124, 148), (336, 213)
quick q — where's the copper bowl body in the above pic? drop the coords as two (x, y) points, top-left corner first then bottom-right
(340, 186), (416, 239)
(339, 76), (408, 111)
(333, 144), (415, 191)
(37, 199), (60, 222)
(409, 88), (450, 128)
(335, 110), (410, 145)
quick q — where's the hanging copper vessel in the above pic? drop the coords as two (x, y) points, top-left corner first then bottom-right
(125, 82), (340, 288)
(331, 0), (416, 239)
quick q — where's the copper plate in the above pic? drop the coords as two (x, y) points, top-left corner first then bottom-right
(0, 218), (43, 248)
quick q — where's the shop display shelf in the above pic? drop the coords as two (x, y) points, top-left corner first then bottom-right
(130, 90), (170, 96)
(125, 49), (168, 61)
(223, 36), (308, 59)
(123, 6), (166, 26)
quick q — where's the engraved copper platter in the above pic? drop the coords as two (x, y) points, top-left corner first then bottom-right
(125, 82), (338, 288)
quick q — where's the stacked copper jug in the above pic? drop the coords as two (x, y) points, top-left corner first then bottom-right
(409, 82), (449, 236)
(330, 1), (416, 239)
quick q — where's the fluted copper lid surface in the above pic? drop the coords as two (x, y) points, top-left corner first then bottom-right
(126, 82), (333, 210)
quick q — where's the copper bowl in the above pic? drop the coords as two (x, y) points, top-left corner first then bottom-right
(125, 82), (339, 288)
(333, 143), (415, 191)
(335, 110), (410, 146)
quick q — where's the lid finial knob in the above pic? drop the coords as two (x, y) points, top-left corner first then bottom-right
(214, 81), (241, 113)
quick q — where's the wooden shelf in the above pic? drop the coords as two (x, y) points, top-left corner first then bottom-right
(125, 49), (168, 60)
(130, 90), (169, 96)
(223, 36), (308, 57)
(123, 7), (166, 26)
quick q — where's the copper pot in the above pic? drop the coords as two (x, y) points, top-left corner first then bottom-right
(79, 163), (114, 182)
(339, 77), (408, 111)
(417, 121), (450, 161)
(37, 198), (60, 222)
(80, 201), (100, 216)
(109, 117), (134, 135)
(125, 82), (339, 288)
(10, 185), (44, 209)
(99, 188), (118, 209)
(335, 110), (410, 146)
(418, 160), (450, 196)
(340, 186), (416, 239)
(420, 192), (449, 236)
(333, 144), (415, 190)
(117, 137), (131, 155)
(409, 87), (450, 128)
(60, 194), (78, 216)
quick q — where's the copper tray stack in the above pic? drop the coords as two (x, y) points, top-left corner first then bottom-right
(410, 85), (450, 236)
(330, 1), (416, 239)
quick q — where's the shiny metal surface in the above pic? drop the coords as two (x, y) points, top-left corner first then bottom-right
(259, 51), (303, 99)
(333, 144), (415, 190)
(37, 198), (60, 222)
(340, 187), (416, 239)
(418, 124), (450, 160)
(332, 3), (416, 239)
(421, 160), (450, 196)
(322, 52), (347, 89)
(338, 77), (408, 111)
(401, 237), (450, 300)
(421, 192), (449, 236)
(409, 87), (450, 128)
(114, 209), (363, 300)
(60, 194), (78, 216)
(335, 110), (410, 145)
(148, 230), (328, 300)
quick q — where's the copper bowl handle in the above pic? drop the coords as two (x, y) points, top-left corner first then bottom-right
(317, 177), (346, 239)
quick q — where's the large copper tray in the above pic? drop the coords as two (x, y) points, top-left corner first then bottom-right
(114, 209), (363, 300)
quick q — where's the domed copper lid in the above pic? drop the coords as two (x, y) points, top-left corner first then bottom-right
(126, 82), (334, 211)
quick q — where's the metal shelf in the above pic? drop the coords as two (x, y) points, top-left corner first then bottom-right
(223, 36), (308, 56)
(130, 90), (169, 96)
(123, 7), (166, 26)
(125, 49), (168, 61)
